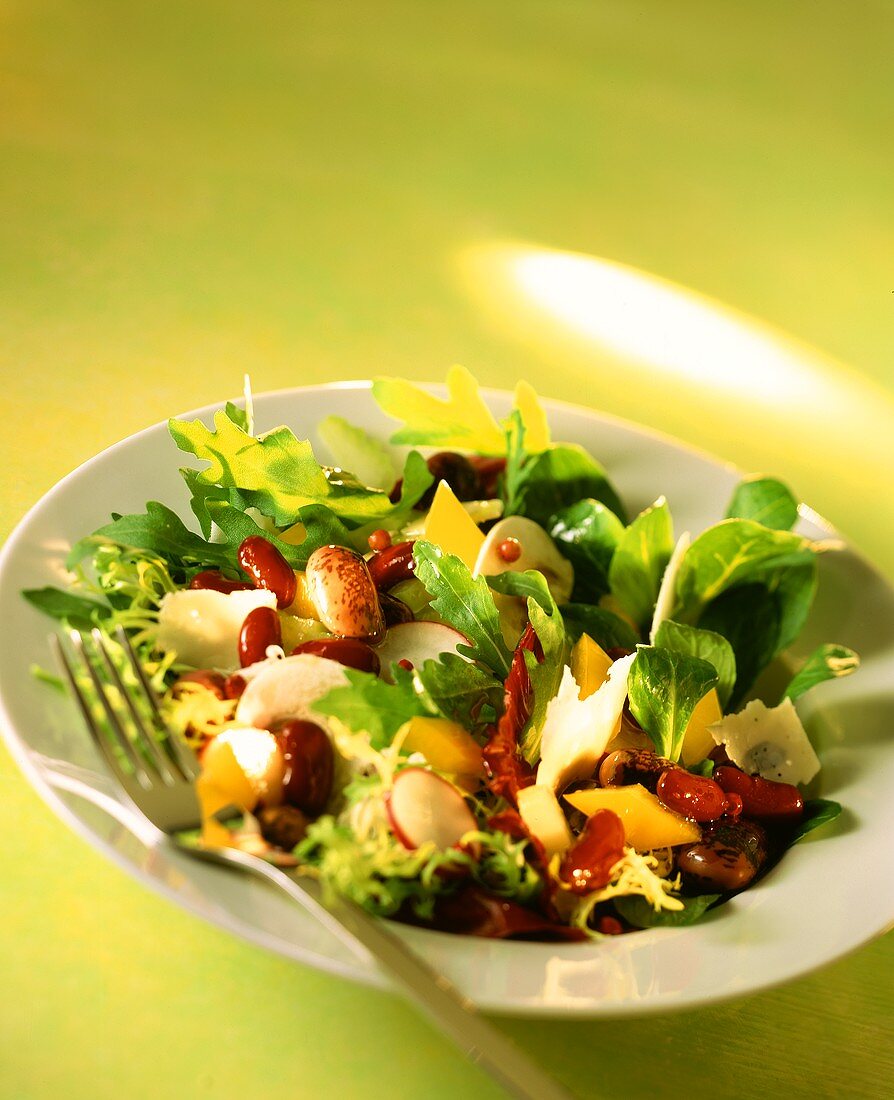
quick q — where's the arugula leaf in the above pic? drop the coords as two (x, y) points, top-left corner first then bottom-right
(561, 603), (639, 652)
(223, 400), (250, 434)
(389, 450), (435, 521)
(507, 443), (627, 528)
(484, 569), (556, 612)
(674, 519), (815, 623)
(627, 646), (718, 760)
(614, 893), (721, 928)
(313, 666), (434, 750)
(67, 502), (233, 572)
(653, 619), (736, 709)
(22, 587), (111, 627)
(416, 654), (503, 736)
(170, 410), (402, 527)
(784, 644), (860, 702)
(412, 541), (512, 678)
(372, 365), (506, 453)
(608, 498), (674, 628)
(726, 476), (798, 531)
(317, 415), (397, 490)
(789, 799), (843, 844)
(549, 499), (624, 602)
(511, 573), (569, 765)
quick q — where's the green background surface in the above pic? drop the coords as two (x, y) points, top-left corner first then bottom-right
(2, 2), (893, 1097)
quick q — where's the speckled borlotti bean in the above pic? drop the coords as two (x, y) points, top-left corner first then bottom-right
(304, 544), (385, 641)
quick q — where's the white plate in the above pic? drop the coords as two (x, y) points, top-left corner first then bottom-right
(1, 383), (893, 1017)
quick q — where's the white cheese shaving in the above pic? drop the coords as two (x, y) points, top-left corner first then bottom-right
(649, 531), (690, 643)
(708, 696), (820, 785)
(536, 654), (635, 791)
(156, 588), (277, 672)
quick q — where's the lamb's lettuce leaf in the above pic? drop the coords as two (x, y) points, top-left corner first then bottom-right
(784, 644), (860, 702)
(506, 439), (626, 528)
(412, 541), (512, 678)
(549, 499), (624, 602)
(614, 893), (721, 928)
(608, 498), (674, 628)
(789, 799), (842, 844)
(627, 645), (718, 760)
(653, 619), (736, 709)
(561, 603), (639, 652)
(22, 587), (112, 627)
(726, 476), (798, 531)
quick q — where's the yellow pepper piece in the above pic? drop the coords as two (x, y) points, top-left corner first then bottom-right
(570, 633), (613, 700)
(422, 480), (486, 569)
(402, 716), (484, 792)
(680, 687), (723, 767)
(564, 784), (701, 850)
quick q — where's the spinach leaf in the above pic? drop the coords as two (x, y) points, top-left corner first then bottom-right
(784, 644), (860, 702)
(726, 476), (798, 531)
(789, 799), (842, 844)
(561, 603), (639, 652)
(508, 443), (627, 527)
(22, 587), (112, 627)
(674, 518), (815, 623)
(608, 498), (674, 628)
(627, 646), (718, 760)
(614, 893), (722, 928)
(313, 666), (435, 750)
(653, 619), (736, 709)
(549, 499), (624, 602)
(416, 654), (503, 736)
(67, 502), (233, 572)
(412, 541), (512, 678)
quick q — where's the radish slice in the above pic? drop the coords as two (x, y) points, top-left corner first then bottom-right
(387, 768), (477, 850)
(375, 621), (468, 681)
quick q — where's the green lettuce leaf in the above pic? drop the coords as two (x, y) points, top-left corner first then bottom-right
(627, 645), (718, 760)
(203, 501), (308, 568)
(608, 498), (674, 628)
(316, 415), (397, 490)
(784, 644), (860, 702)
(726, 476), (798, 531)
(412, 541), (512, 678)
(653, 619), (736, 709)
(313, 666), (434, 750)
(548, 498), (624, 602)
(561, 603), (639, 652)
(416, 654), (503, 735)
(614, 893), (721, 928)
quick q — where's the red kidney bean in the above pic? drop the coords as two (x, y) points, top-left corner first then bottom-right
(367, 528), (392, 552)
(468, 455), (506, 497)
(223, 673), (247, 699)
(189, 570), (253, 595)
(676, 819), (768, 893)
(292, 637), (381, 675)
(656, 768), (727, 823)
(397, 658), (414, 671)
(607, 646), (635, 662)
(173, 669), (228, 699)
(723, 792), (744, 820)
(367, 540), (416, 590)
(258, 805), (309, 851)
(599, 749), (675, 793)
(277, 719), (334, 816)
(238, 606), (282, 667)
(714, 765), (804, 821)
(237, 536), (297, 608)
(378, 590), (414, 627)
(560, 809), (626, 895)
(596, 915), (625, 936)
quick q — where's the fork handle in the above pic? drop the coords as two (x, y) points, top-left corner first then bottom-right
(179, 841), (575, 1100)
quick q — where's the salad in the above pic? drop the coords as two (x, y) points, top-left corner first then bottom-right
(25, 367), (859, 940)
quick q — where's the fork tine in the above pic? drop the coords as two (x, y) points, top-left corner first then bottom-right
(90, 628), (180, 786)
(114, 626), (201, 781)
(51, 633), (144, 794)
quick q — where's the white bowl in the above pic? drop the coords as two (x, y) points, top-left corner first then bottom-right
(1, 383), (892, 1016)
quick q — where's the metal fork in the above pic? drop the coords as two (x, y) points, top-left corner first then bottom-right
(51, 627), (575, 1100)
